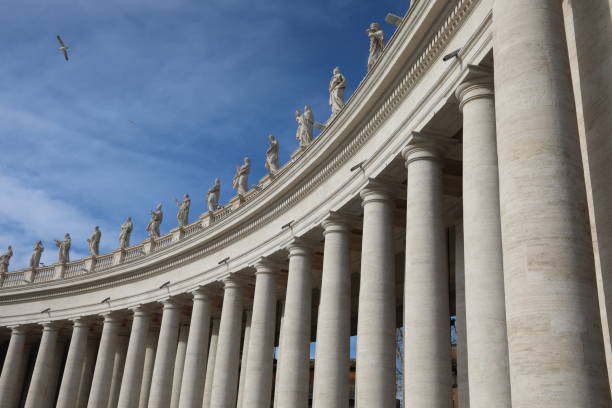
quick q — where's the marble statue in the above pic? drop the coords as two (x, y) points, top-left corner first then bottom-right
(207, 178), (221, 211)
(176, 193), (191, 227)
(233, 158), (251, 195)
(118, 217), (133, 249)
(55, 233), (71, 264)
(30, 241), (44, 268)
(295, 105), (314, 148)
(329, 67), (346, 116)
(87, 226), (101, 257)
(366, 23), (384, 71)
(0, 246), (13, 273)
(146, 204), (164, 238)
(265, 134), (279, 174)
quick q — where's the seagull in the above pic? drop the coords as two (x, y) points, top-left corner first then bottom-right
(56, 35), (69, 61)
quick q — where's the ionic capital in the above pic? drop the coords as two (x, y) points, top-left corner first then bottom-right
(359, 179), (393, 206)
(402, 132), (455, 166)
(321, 211), (352, 235)
(254, 257), (280, 275)
(286, 237), (314, 258)
(455, 66), (494, 111)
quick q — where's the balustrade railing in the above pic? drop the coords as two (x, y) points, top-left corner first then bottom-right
(2, 271), (26, 287)
(154, 234), (173, 251)
(124, 244), (146, 262)
(94, 254), (114, 271)
(33, 266), (55, 283)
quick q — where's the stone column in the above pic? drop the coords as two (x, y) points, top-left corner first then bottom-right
(276, 239), (312, 408)
(355, 182), (396, 407)
(179, 289), (213, 408)
(107, 334), (129, 407)
(209, 278), (244, 408)
(493, 0), (611, 405)
(76, 337), (99, 408)
(0, 326), (28, 407)
(242, 259), (279, 408)
(138, 328), (159, 408)
(56, 318), (90, 408)
(236, 310), (252, 408)
(312, 213), (351, 408)
(170, 324), (190, 408)
(456, 71), (511, 408)
(117, 306), (151, 408)
(149, 299), (182, 408)
(401, 136), (452, 408)
(24, 322), (59, 408)
(44, 340), (66, 408)
(454, 221), (470, 408)
(88, 313), (121, 408)
(272, 301), (284, 408)
(202, 317), (221, 408)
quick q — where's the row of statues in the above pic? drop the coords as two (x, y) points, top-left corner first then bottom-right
(0, 24), (386, 274)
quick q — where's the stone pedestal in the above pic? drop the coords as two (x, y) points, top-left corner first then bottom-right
(143, 238), (156, 255)
(290, 146), (307, 160)
(54, 264), (65, 279)
(84, 256), (96, 273)
(171, 227), (186, 243)
(259, 174), (275, 188)
(229, 195), (245, 210)
(112, 249), (125, 266)
(200, 212), (214, 228)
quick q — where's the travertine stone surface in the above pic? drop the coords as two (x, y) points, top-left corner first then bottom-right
(139, 328), (159, 408)
(236, 310), (252, 408)
(118, 306), (151, 408)
(149, 299), (182, 408)
(493, 0), (612, 405)
(242, 260), (278, 408)
(56, 319), (90, 408)
(356, 183), (396, 407)
(276, 240), (313, 408)
(0, 326), (28, 407)
(202, 317), (221, 408)
(210, 279), (244, 408)
(107, 334), (129, 408)
(24, 323), (59, 408)
(179, 290), (212, 408)
(88, 313), (121, 408)
(402, 138), (451, 408)
(456, 73), (511, 408)
(312, 214), (351, 408)
(170, 324), (190, 408)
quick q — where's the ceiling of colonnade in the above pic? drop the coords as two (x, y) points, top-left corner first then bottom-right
(0, 0), (408, 269)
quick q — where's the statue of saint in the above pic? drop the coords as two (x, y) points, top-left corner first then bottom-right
(0, 246), (13, 273)
(329, 67), (346, 117)
(55, 233), (71, 264)
(87, 226), (102, 257)
(176, 194), (191, 227)
(366, 23), (384, 71)
(233, 158), (251, 195)
(265, 134), (279, 174)
(207, 179), (221, 211)
(146, 204), (164, 238)
(295, 105), (314, 148)
(30, 241), (44, 268)
(118, 217), (133, 249)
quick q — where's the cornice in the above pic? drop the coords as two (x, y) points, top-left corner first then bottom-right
(0, 0), (478, 304)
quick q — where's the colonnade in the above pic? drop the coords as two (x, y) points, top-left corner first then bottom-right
(1, 1), (611, 407)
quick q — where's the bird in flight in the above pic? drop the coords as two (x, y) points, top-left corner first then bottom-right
(56, 35), (69, 61)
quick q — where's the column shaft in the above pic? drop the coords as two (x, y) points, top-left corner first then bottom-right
(57, 319), (90, 408)
(493, 0), (611, 405)
(107, 334), (129, 408)
(312, 215), (351, 408)
(179, 290), (212, 408)
(355, 184), (396, 407)
(202, 317), (220, 408)
(457, 75), (511, 407)
(24, 322), (59, 408)
(170, 324), (190, 408)
(276, 241), (312, 408)
(0, 327), (28, 408)
(138, 329), (158, 408)
(242, 261), (278, 408)
(236, 310), (252, 408)
(454, 221), (470, 408)
(76, 337), (99, 408)
(117, 307), (151, 408)
(88, 313), (121, 408)
(149, 299), (182, 408)
(209, 279), (244, 408)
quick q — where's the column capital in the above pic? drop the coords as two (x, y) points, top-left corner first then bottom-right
(128, 304), (151, 317)
(359, 178), (393, 206)
(159, 297), (181, 310)
(455, 65), (494, 112)
(8, 325), (28, 335)
(402, 131), (456, 166)
(286, 237), (314, 258)
(321, 211), (352, 235)
(70, 317), (91, 328)
(254, 257), (280, 275)
(190, 286), (215, 300)
(100, 311), (123, 324)
(41, 321), (60, 332)
(222, 276), (245, 290)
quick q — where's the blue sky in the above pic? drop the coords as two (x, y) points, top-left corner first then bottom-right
(0, 0), (409, 269)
